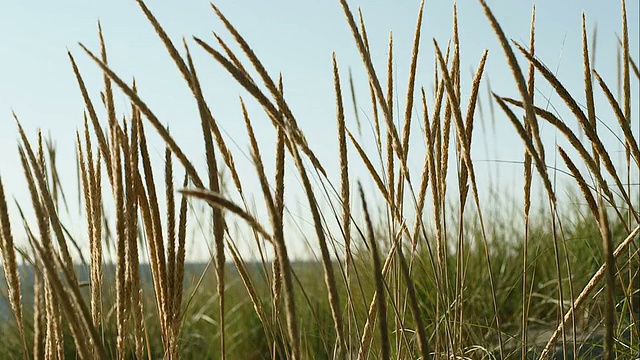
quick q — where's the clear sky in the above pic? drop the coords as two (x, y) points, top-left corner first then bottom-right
(0, 1), (638, 260)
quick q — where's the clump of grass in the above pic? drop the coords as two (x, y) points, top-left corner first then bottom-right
(0, 0), (638, 359)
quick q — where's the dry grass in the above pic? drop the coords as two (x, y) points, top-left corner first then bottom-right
(0, 0), (638, 359)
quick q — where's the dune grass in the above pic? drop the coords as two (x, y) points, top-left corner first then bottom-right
(0, 0), (638, 359)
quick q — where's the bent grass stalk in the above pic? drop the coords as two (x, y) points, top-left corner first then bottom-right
(0, 178), (29, 360)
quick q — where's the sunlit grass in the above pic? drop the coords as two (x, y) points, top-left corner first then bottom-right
(0, 0), (638, 359)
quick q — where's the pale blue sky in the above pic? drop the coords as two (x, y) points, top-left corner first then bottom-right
(0, 1), (638, 260)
